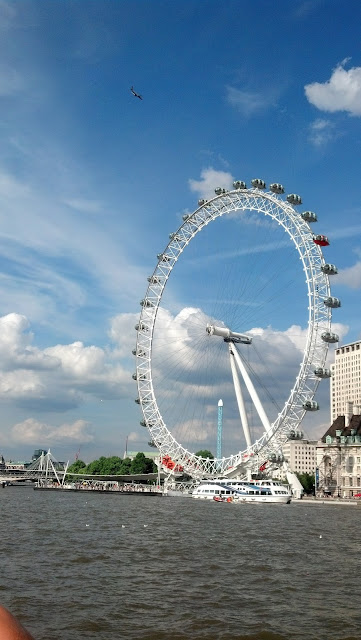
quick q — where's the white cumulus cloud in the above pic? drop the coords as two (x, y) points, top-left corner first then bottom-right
(12, 418), (94, 444)
(337, 261), (361, 289)
(305, 59), (361, 116)
(0, 312), (134, 411)
(0, 313), (60, 371)
(188, 167), (234, 199)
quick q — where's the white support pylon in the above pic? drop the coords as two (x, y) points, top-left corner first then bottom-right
(231, 344), (272, 434)
(229, 345), (252, 448)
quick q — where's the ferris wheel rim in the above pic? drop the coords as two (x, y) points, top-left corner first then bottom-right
(135, 186), (333, 478)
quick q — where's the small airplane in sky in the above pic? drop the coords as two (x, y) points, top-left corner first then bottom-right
(130, 86), (143, 100)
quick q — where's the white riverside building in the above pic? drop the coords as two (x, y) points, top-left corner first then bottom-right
(282, 439), (317, 475)
(330, 340), (361, 423)
(316, 407), (361, 498)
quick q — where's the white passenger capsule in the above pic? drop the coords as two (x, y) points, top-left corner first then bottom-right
(169, 232), (181, 241)
(321, 331), (339, 343)
(301, 211), (318, 223)
(314, 368), (332, 378)
(323, 297), (341, 308)
(269, 451), (284, 463)
(321, 263), (338, 275)
(182, 213), (190, 221)
(157, 253), (170, 262)
(198, 199), (205, 206)
(288, 429), (303, 439)
(251, 178), (266, 189)
(132, 373), (146, 381)
(132, 348), (146, 357)
(233, 180), (247, 189)
(140, 299), (154, 307)
(303, 400), (319, 411)
(286, 194), (302, 205)
(147, 275), (161, 284)
(135, 323), (148, 332)
(269, 183), (284, 194)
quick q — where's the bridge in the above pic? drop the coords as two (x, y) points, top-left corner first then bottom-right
(0, 450), (68, 484)
(0, 450), (166, 485)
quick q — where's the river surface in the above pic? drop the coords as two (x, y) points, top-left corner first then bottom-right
(2, 486), (361, 640)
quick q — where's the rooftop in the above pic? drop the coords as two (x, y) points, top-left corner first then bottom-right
(321, 414), (361, 442)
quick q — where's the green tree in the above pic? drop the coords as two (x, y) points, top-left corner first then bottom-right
(101, 456), (123, 474)
(130, 452), (156, 474)
(67, 459), (87, 474)
(195, 450), (214, 459)
(119, 457), (132, 474)
(296, 472), (315, 494)
(85, 456), (106, 474)
(67, 454), (157, 477)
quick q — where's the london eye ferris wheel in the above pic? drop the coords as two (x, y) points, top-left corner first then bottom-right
(133, 179), (340, 479)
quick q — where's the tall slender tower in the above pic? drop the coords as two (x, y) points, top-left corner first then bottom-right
(217, 399), (223, 459)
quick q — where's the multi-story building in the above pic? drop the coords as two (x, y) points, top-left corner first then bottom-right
(316, 405), (361, 498)
(282, 439), (317, 475)
(330, 340), (361, 422)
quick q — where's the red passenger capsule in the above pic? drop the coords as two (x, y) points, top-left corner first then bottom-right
(313, 234), (329, 247)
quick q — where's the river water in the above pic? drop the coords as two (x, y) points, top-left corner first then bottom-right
(2, 486), (361, 640)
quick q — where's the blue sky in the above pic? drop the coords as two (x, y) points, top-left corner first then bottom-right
(1, 0), (361, 463)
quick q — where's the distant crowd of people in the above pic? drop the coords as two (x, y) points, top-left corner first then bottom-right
(42, 480), (160, 492)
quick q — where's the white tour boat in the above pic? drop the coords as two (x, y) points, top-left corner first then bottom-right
(192, 478), (291, 504)
(252, 479), (292, 502)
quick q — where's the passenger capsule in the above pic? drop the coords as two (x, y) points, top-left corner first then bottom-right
(251, 178), (266, 189)
(169, 232), (181, 241)
(301, 211), (318, 223)
(269, 451), (284, 463)
(324, 297), (341, 308)
(321, 331), (339, 343)
(157, 253), (171, 262)
(303, 400), (319, 411)
(286, 194), (302, 205)
(233, 180), (247, 189)
(198, 199), (205, 206)
(141, 420), (154, 428)
(313, 234), (329, 247)
(314, 368), (332, 378)
(140, 299), (154, 307)
(182, 214), (190, 221)
(269, 183), (284, 194)
(132, 373), (146, 381)
(147, 275), (161, 284)
(135, 322), (148, 332)
(132, 348), (146, 357)
(321, 263), (338, 275)
(289, 429), (303, 440)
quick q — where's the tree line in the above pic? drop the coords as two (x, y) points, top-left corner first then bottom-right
(67, 453), (157, 476)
